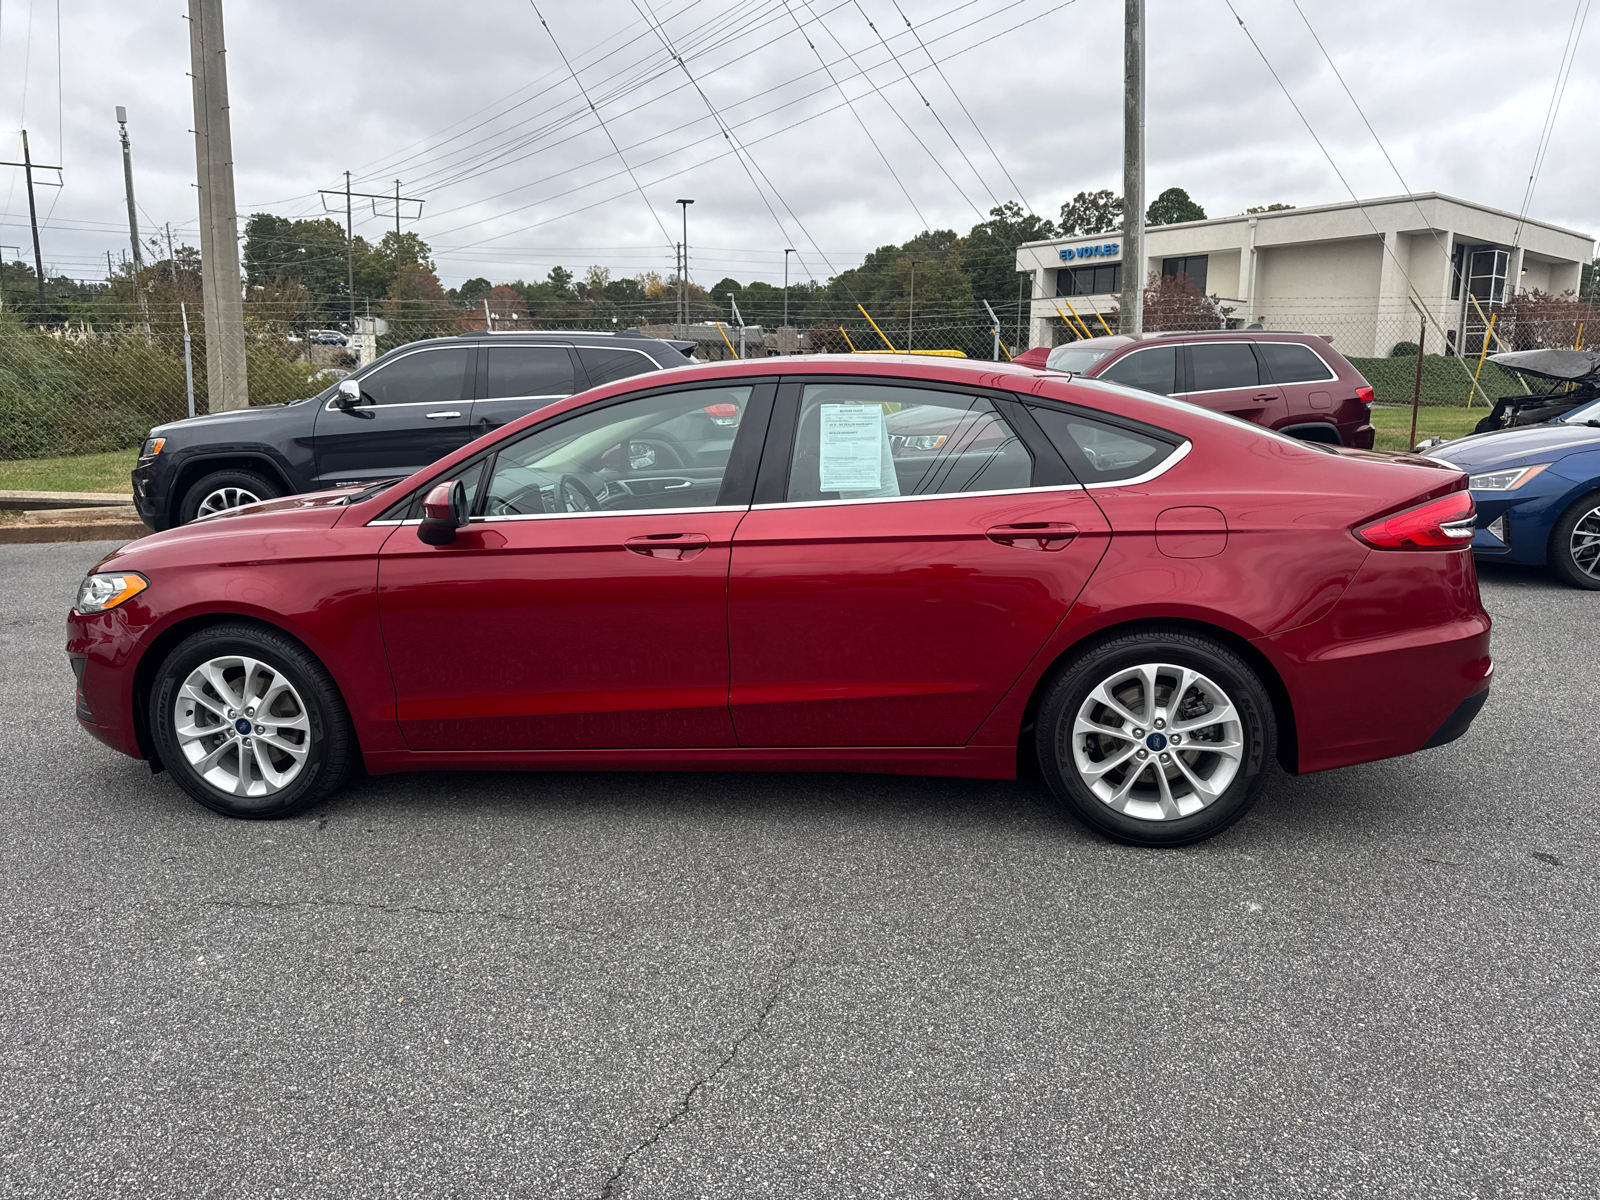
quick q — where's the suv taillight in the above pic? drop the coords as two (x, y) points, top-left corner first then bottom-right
(1355, 385), (1374, 406)
(1356, 492), (1475, 549)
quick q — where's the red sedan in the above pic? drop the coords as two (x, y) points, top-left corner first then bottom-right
(66, 356), (1491, 847)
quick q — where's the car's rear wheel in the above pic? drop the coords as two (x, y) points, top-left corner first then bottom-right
(1549, 490), (1600, 590)
(149, 623), (356, 819)
(179, 469), (281, 524)
(1036, 628), (1276, 847)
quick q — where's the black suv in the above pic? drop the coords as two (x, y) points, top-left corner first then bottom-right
(132, 331), (696, 530)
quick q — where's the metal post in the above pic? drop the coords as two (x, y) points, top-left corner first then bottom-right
(181, 302), (196, 419)
(676, 199), (693, 326)
(784, 248), (795, 329)
(732, 296), (746, 359)
(20, 131), (46, 318)
(983, 299), (1003, 361)
(1120, 0), (1145, 336)
(188, 0), (250, 410)
(1409, 314), (1426, 449)
(394, 180), (402, 236)
(908, 260), (916, 352)
(345, 171), (354, 335)
(483, 297), (493, 332)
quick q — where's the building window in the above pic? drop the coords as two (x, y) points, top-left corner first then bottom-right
(1160, 255), (1208, 292)
(1450, 243), (1465, 301)
(1467, 248), (1508, 304)
(1057, 263), (1122, 297)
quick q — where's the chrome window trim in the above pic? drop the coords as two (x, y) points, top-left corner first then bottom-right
(573, 345), (664, 373)
(320, 344), (474, 412)
(1175, 339), (1337, 396)
(752, 483), (1085, 511)
(1257, 341), (1340, 385)
(476, 393), (572, 405)
(1094, 344), (1179, 395)
(1082, 436), (1191, 487)
(473, 504), (743, 524)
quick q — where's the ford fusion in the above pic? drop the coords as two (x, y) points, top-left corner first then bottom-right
(69, 356), (1492, 847)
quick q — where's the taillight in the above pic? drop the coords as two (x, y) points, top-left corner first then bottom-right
(704, 402), (739, 426)
(1356, 491), (1475, 549)
(1355, 385), (1374, 406)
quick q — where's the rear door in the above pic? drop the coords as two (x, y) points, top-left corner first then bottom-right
(576, 344), (667, 390)
(726, 378), (1112, 748)
(1178, 341), (1287, 429)
(311, 344), (478, 485)
(473, 343), (579, 437)
(1255, 340), (1341, 428)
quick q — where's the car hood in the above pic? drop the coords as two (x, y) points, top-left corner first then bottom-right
(151, 400), (305, 437)
(1424, 422), (1600, 469)
(188, 486), (365, 523)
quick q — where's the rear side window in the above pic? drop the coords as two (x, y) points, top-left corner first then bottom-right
(356, 347), (474, 406)
(1188, 343), (1260, 392)
(1028, 406), (1179, 483)
(1257, 342), (1336, 384)
(484, 346), (576, 398)
(578, 346), (659, 387)
(1097, 345), (1177, 395)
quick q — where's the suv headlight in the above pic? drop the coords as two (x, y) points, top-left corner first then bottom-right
(140, 436), (166, 457)
(74, 572), (148, 614)
(1467, 464), (1550, 491)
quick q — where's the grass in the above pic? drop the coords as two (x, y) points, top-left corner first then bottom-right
(1346, 354), (1528, 406)
(1369, 405), (1482, 452)
(0, 449), (139, 494)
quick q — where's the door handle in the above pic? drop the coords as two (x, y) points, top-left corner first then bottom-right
(1252, 393), (1276, 402)
(425, 410), (462, 419)
(624, 532), (711, 560)
(986, 522), (1079, 551)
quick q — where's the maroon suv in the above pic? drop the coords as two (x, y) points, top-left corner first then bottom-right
(1038, 331), (1375, 449)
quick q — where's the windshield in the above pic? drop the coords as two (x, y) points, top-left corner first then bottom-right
(1045, 347), (1115, 373)
(1560, 397), (1600, 424)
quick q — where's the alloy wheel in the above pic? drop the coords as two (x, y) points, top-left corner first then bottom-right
(172, 655), (310, 798)
(1070, 662), (1245, 822)
(196, 486), (262, 518)
(1570, 504), (1600, 580)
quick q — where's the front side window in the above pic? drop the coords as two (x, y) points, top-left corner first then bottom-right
(1029, 406), (1179, 484)
(484, 346), (576, 399)
(480, 386), (751, 516)
(355, 347), (474, 406)
(1097, 345), (1178, 395)
(1257, 342), (1335, 384)
(786, 384), (1032, 503)
(1188, 343), (1261, 392)
(578, 346), (660, 387)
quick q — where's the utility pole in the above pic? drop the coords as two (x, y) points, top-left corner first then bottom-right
(116, 108), (144, 271)
(165, 223), (176, 281)
(0, 131), (56, 318)
(188, 0), (250, 410)
(319, 175), (423, 333)
(394, 180), (402, 236)
(1119, 0), (1145, 336)
(784, 248), (795, 328)
(676, 198), (693, 326)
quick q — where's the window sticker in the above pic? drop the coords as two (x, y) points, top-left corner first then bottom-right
(819, 404), (887, 492)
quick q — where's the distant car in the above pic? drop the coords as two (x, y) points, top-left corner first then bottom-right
(1422, 395), (1600, 588)
(309, 330), (349, 346)
(1025, 330), (1375, 448)
(131, 331), (697, 530)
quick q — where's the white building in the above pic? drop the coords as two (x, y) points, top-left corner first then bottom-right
(1016, 194), (1594, 358)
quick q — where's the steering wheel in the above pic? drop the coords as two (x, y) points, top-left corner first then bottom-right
(559, 474), (600, 513)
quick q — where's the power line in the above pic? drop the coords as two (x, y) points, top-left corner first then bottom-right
(1511, 0), (1591, 250)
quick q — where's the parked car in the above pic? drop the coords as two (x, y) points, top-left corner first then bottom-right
(1420, 395), (1600, 588)
(130, 331), (698, 530)
(74, 355), (1491, 847)
(308, 329), (349, 346)
(1033, 330), (1375, 448)
(1465, 348), (1600, 436)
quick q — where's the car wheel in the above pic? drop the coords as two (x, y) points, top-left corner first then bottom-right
(179, 469), (281, 524)
(1549, 490), (1600, 590)
(149, 622), (356, 819)
(1036, 628), (1276, 847)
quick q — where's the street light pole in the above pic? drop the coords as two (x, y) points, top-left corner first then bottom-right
(676, 198), (694, 327)
(783, 248), (795, 328)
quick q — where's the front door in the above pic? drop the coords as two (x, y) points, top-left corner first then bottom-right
(727, 380), (1111, 747)
(1178, 341), (1287, 429)
(312, 345), (478, 485)
(377, 381), (772, 751)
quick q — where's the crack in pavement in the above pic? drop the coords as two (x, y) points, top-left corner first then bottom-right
(596, 949), (801, 1200)
(199, 896), (604, 938)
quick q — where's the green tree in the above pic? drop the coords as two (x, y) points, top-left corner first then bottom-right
(959, 201), (1058, 308)
(1245, 203), (1296, 213)
(1059, 189), (1121, 235)
(1145, 187), (1206, 226)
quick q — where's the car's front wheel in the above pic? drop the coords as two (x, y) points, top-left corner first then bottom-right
(1549, 491), (1600, 591)
(1036, 628), (1276, 847)
(149, 623), (356, 819)
(179, 468), (281, 524)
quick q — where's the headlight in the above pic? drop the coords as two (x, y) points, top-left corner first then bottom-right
(74, 572), (148, 614)
(1467, 463), (1550, 491)
(140, 436), (166, 457)
(892, 434), (947, 452)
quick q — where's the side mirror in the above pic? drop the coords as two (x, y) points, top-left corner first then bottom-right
(335, 378), (364, 409)
(417, 479), (468, 546)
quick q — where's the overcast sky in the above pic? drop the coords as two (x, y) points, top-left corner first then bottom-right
(1, 0), (1595, 295)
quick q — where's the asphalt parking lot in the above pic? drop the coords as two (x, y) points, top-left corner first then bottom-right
(2, 540), (1595, 1199)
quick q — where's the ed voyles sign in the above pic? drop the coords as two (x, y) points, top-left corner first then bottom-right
(1058, 243), (1120, 261)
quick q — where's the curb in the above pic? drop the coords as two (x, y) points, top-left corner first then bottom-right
(0, 506), (150, 546)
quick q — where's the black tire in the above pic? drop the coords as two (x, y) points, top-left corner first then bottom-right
(178, 468), (281, 524)
(1548, 490), (1600, 591)
(149, 622), (356, 819)
(1035, 627), (1276, 847)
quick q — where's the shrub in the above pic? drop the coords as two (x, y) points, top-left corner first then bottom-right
(1389, 341), (1420, 357)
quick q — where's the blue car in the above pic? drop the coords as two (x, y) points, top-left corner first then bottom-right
(1422, 396), (1600, 589)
